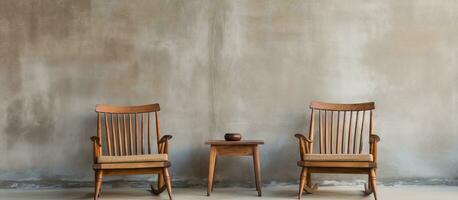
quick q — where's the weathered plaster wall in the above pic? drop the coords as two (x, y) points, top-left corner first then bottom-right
(0, 0), (457, 184)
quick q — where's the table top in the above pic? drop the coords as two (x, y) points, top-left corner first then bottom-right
(205, 140), (264, 145)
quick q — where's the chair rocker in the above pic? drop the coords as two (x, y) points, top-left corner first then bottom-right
(295, 101), (380, 199)
(91, 103), (173, 200)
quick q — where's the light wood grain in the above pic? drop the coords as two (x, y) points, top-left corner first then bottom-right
(296, 101), (378, 200)
(310, 101), (375, 111)
(308, 109), (315, 154)
(205, 140), (264, 145)
(96, 103), (160, 113)
(104, 113), (112, 156)
(216, 146), (253, 156)
(111, 114), (117, 156)
(92, 103), (173, 200)
(206, 141), (263, 196)
(207, 146), (217, 196)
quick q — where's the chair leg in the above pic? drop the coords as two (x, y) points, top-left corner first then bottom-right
(162, 168), (173, 200)
(364, 173), (373, 195)
(370, 169), (378, 200)
(298, 167), (307, 199)
(306, 172), (311, 187)
(151, 173), (166, 195)
(94, 170), (103, 200)
(158, 173), (164, 190)
(303, 172), (318, 194)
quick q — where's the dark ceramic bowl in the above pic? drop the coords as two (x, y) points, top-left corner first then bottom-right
(224, 133), (242, 141)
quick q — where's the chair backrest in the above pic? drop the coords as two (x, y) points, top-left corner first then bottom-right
(95, 103), (162, 156)
(307, 101), (375, 154)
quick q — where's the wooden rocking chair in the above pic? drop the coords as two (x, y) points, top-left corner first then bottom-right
(295, 101), (380, 199)
(91, 103), (173, 200)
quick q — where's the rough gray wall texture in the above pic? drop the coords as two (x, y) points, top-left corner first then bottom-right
(0, 0), (457, 184)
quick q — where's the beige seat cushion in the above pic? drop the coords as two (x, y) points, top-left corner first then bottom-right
(303, 154), (373, 162)
(98, 154), (168, 163)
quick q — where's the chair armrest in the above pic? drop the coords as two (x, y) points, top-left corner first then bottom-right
(90, 136), (101, 164)
(91, 136), (101, 146)
(295, 133), (312, 159)
(294, 133), (312, 143)
(158, 135), (173, 144)
(158, 135), (173, 154)
(369, 133), (380, 166)
(370, 134), (380, 143)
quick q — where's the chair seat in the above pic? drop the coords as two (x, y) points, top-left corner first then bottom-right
(93, 161), (170, 170)
(303, 154), (373, 162)
(98, 154), (168, 163)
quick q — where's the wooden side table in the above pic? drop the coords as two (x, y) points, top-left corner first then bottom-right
(205, 140), (264, 197)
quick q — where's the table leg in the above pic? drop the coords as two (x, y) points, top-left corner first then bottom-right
(253, 146), (262, 196)
(207, 146), (217, 196)
(211, 156), (217, 192)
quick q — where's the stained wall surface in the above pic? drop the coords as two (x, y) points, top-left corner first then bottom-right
(0, 0), (457, 183)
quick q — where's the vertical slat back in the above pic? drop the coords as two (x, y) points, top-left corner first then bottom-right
(135, 113), (139, 154)
(307, 109), (315, 153)
(369, 110), (374, 154)
(330, 111), (334, 154)
(123, 114), (128, 155)
(341, 111), (346, 154)
(318, 110), (323, 154)
(336, 111), (341, 154)
(148, 113), (152, 154)
(97, 113), (102, 144)
(111, 114), (118, 156)
(353, 111), (359, 154)
(308, 101), (374, 155)
(155, 112), (161, 152)
(141, 113), (145, 154)
(117, 114), (123, 156)
(324, 111), (328, 154)
(129, 114), (133, 154)
(347, 111), (353, 154)
(359, 111), (366, 153)
(104, 113), (112, 156)
(95, 104), (161, 156)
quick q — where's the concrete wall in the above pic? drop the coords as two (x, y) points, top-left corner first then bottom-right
(1, 0), (457, 184)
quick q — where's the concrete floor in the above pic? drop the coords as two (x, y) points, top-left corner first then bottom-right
(0, 185), (457, 200)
